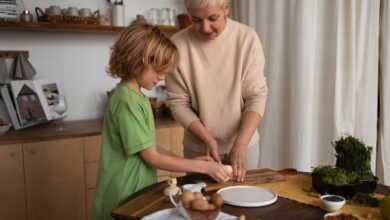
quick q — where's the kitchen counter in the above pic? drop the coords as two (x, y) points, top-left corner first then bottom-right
(0, 116), (180, 145)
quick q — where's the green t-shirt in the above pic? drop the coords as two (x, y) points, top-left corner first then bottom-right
(92, 82), (157, 220)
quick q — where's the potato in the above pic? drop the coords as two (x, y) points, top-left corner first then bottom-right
(207, 203), (216, 210)
(193, 191), (203, 200)
(210, 193), (224, 207)
(191, 198), (209, 211)
(181, 191), (195, 208)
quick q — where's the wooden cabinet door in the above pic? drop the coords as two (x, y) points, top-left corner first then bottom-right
(23, 138), (86, 220)
(0, 144), (26, 220)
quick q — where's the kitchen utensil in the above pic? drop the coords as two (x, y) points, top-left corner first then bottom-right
(67, 7), (79, 16)
(169, 190), (220, 220)
(111, 4), (125, 26)
(0, 124), (12, 134)
(20, 10), (33, 22)
(79, 8), (91, 17)
(49, 5), (61, 15)
(217, 185), (277, 207)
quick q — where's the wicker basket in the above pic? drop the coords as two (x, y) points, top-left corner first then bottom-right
(35, 7), (100, 25)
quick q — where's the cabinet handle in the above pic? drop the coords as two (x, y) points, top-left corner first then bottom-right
(30, 149), (36, 154)
(10, 151), (16, 157)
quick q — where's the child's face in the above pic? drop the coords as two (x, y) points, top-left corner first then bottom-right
(137, 66), (165, 90)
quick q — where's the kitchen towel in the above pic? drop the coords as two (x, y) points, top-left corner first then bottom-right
(13, 52), (36, 80)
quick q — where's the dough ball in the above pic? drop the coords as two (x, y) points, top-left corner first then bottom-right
(193, 191), (204, 200)
(207, 203), (216, 210)
(224, 165), (234, 181)
(224, 165), (233, 176)
(191, 198), (209, 211)
(181, 191), (195, 207)
(210, 193), (224, 207)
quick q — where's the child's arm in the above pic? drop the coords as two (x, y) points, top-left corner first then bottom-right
(139, 147), (229, 182)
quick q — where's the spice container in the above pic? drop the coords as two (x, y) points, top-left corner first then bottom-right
(20, 10), (33, 22)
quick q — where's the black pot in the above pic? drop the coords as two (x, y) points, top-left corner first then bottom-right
(312, 174), (357, 199)
(356, 176), (379, 194)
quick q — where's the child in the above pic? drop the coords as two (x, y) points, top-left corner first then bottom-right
(92, 20), (229, 220)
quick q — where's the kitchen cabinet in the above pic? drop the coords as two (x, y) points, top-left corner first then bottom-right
(0, 144), (26, 220)
(83, 135), (101, 220)
(156, 126), (186, 182)
(82, 127), (184, 220)
(0, 118), (184, 220)
(23, 138), (86, 220)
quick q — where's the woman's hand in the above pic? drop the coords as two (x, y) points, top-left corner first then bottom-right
(228, 144), (248, 182)
(204, 137), (221, 163)
(194, 155), (213, 161)
(204, 161), (229, 182)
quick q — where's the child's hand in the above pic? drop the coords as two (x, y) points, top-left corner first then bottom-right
(204, 161), (229, 182)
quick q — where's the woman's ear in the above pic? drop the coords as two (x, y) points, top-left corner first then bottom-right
(224, 4), (230, 17)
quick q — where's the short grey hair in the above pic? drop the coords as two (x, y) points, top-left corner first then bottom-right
(185, 0), (229, 10)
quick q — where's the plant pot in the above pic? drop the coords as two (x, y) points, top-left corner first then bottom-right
(356, 176), (378, 194)
(312, 174), (357, 199)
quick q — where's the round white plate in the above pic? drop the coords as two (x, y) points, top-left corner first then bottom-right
(217, 185), (277, 207)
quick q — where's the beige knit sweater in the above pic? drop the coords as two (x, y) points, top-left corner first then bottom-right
(165, 18), (268, 154)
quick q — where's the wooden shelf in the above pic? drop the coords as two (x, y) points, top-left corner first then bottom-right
(0, 21), (179, 34)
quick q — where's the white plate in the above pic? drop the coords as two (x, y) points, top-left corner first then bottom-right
(217, 185), (277, 207)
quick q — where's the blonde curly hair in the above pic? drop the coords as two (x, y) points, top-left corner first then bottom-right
(107, 20), (179, 80)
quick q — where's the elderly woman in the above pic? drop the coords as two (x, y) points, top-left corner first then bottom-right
(165, 0), (268, 182)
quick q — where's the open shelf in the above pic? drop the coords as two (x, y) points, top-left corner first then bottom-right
(0, 21), (179, 34)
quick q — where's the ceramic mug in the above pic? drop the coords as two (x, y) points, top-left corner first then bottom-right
(67, 7), (79, 16)
(49, 5), (61, 15)
(79, 8), (91, 17)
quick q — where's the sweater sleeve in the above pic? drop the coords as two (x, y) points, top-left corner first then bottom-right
(242, 30), (268, 117)
(165, 68), (200, 129)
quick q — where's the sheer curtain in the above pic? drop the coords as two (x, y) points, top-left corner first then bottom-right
(231, 0), (383, 183)
(378, 0), (390, 185)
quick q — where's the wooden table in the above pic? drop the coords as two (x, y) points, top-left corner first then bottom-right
(112, 173), (390, 220)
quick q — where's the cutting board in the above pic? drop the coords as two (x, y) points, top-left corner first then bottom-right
(203, 168), (287, 192)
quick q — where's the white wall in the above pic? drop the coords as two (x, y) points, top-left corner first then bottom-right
(0, 0), (186, 122)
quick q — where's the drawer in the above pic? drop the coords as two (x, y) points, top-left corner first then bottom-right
(84, 135), (102, 162)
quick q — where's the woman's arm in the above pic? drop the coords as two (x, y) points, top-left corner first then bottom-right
(187, 120), (221, 162)
(229, 111), (261, 182)
(139, 147), (228, 182)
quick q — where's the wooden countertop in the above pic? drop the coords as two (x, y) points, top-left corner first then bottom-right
(112, 172), (390, 220)
(0, 117), (181, 145)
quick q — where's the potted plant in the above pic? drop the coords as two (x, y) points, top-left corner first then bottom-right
(312, 135), (378, 198)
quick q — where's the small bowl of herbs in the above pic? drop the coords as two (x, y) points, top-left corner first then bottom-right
(320, 195), (346, 211)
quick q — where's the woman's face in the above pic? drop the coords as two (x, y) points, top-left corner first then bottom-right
(137, 66), (165, 90)
(188, 4), (229, 40)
